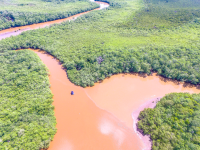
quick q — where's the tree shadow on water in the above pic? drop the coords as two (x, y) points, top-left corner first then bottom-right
(156, 74), (200, 90)
(158, 75), (180, 85)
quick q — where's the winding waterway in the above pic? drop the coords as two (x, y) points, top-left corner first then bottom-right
(0, 0), (109, 40)
(1, 1), (200, 149)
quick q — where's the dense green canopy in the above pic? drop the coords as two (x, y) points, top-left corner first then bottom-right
(124, 0), (200, 29)
(138, 93), (200, 150)
(0, 50), (56, 149)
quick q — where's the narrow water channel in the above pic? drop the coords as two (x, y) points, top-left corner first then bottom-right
(0, 1), (109, 40)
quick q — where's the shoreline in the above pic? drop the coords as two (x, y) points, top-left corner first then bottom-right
(132, 97), (162, 150)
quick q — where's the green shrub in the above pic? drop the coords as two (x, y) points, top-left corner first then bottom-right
(138, 93), (200, 150)
(0, 50), (56, 149)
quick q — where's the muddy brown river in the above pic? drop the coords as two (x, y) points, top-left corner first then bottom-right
(0, 1), (108, 40)
(33, 49), (200, 150)
(33, 50), (144, 150)
(1, 1), (200, 149)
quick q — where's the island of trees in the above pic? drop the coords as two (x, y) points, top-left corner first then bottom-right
(138, 93), (200, 150)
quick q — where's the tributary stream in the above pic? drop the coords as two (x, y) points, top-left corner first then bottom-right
(1, 1), (200, 150)
(0, 1), (109, 40)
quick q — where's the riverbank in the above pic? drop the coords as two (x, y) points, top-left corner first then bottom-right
(0, 0), (109, 40)
(0, 0), (100, 31)
(132, 97), (161, 150)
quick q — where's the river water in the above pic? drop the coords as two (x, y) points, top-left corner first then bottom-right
(33, 50), (200, 150)
(84, 73), (200, 149)
(33, 50), (144, 150)
(1, 1), (200, 149)
(0, 1), (109, 40)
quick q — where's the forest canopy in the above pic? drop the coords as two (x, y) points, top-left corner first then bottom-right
(0, 50), (56, 149)
(123, 0), (200, 29)
(138, 93), (200, 150)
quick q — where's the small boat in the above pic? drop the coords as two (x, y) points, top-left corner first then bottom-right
(71, 91), (74, 95)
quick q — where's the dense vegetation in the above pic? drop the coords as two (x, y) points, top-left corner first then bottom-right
(0, 50), (56, 149)
(0, 0), (200, 149)
(138, 93), (200, 150)
(1, 0), (200, 87)
(123, 0), (200, 29)
(0, 0), (98, 30)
